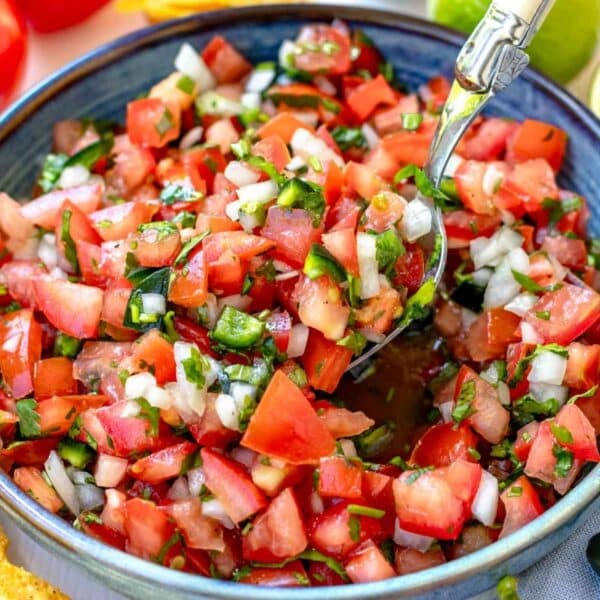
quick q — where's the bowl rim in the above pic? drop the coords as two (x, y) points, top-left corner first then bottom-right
(1, 3), (600, 598)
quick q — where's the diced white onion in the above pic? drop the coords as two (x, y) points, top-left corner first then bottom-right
(202, 498), (235, 529)
(168, 477), (191, 501)
(529, 382), (568, 406)
(314, 75), (337, 96)
(224, 199), (243, 222)
(310, 491), (325, 514)
(245, 67), (276, 93)
(196, 91), (243, 116)
(361, 123), (380, 150)
(483, 260), (520, 310)
(289, 110), (320, 128)
(290, 128), (344, 168)
(278, 40), (297, 68)
(94, 454), (128, 488)
(217, 294), (252, 313)
(198, 294), (219, 329)
(273, 259), (294, 272)
(504, 292), (538, 317)
(471, 470), (499, 526)
(338, 439), (357, 458)
(174, 342), (209, 420)
(141, 293), (166, 316)
(76, 483), (105, 511)
(146, 385), (173, 409)
(472, 268), (493, 287)
(229, 381), (257, 403)
(230, 447), (256, 469)
(187, 467), (206, 497)
(241, 92), (261, 110)
(520, 321), (544, 344)
(507, 247), (530, 274)
(49, 266), (69, 280)
(37, 235), (59, 270)
(287, 323), (309, 358)
(58, 165), (90, 189)
(438, 401), (454, 423)
(393, 519), (434, 552)
(45, 451), (80, 516)
(125, 372), (157, 401)
(470, 227), (523, 270)
(215, 393), (242, 432)
(66, 468), (91, 485)
(174, 43), (216, 91)
(497, 381), (511, 406)
(357, 233), (380, 299)
(179, 126), (204, 150)
(120, 399), (141, 418)
(239, 210), (262, 233)
(399, 198), (432, 242)
(225, 161), (260, 187)
(528, 350), (567, 386)
(236, 180), (279, 204)
(443, 153), (464, 177)
(481, 163), (506, 197)
(481, 362), (501, 385)
(286, 156), (307, 171)
(274, 270), (300, 282)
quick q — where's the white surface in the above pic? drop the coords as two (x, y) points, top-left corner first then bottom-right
(4, 1), (599, 599)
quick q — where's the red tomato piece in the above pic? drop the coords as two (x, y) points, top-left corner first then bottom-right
(444, 459), (482, 508)
(506, 119), (568, 171)
(242, 487), (308, 562)
(443, 210), (502, 243)
(89, 200), (159, 242)
(410, 422), (478, 468)
(33, 278), (103, 339)
(128, 329), (176, 385)
(201, 35), (251, 84)
(347, 75), (396, 121)
(100, 286), (132, 330)
(393, 468), (466, 540)
(315, 402), (374, 439)
(188, 394), (239, 449)
(131, 226), (181, 268)
(80, 519), (126, 551)
(167, 497), (224, 552)
(0, 261), (47, 309)
(172, 318), (216, 357)
(261, 206), (322, 269)
(463, 118), (518, 161)
(0, 309), (42, 398)
(237, 561), (309, 587)
(241, 370), (335, 464)
(524, 284), (600, 346)
(380, 122), (436, 168)
(0, 437), (58, 467)
(130, 441), (198, 484)
(541, 235), (588, 271)
(301, 328), (353, 393)
(33, 357), (77, 400)
(265, 311), (291, 354)
(554, 404), (600, 462)
(127, 98), (181, 148)
(454, 160), (508, 215)
(465, 308), (521, 362)
(318, 456), (363, 499)
(20, 183), (103, 230)
(37, 394), (107, 436)
(392, 243), (425, 295)
(201, 447), (267, 523)
(168, 248), (208, 309)
(203, 231), (274, 263)
(564, 342), (600, 390)
(395, 546), (446, 575)
(513, 421), (540, 463)
(499, 476), (543, 539)
(13, 466), (63, 513)
(345, 539), (396, 584)
(257, 112), (313, 144)
(55, 200), (102, 262)
(292, 24), (351, 75)
(124, 497), (174, 560)
(322, 229), (358, 275)
(344, 161), (385, 201)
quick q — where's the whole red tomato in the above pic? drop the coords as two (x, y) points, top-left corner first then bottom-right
(0, 0), (27, 110)
(18, 0), (111, 33)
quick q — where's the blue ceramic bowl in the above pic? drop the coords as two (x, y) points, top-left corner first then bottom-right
(1, 4), (599, 599)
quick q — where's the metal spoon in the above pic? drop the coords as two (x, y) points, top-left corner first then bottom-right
(348, 0), (557, 373)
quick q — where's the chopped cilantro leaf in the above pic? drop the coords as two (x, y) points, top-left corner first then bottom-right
(16, 398), (40, 438)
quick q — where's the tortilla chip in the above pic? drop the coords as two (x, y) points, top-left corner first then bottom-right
(0, 525), (69, 599)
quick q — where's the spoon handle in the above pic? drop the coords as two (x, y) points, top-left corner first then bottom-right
(426, 0), (557, 186)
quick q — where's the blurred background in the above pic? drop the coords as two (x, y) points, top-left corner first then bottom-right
(0, 0), (598, 116)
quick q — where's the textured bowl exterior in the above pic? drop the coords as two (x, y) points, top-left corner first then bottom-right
(0, 4), (599, 599)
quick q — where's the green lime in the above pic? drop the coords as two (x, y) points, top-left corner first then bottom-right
(591, 63), (600, 117)
(428, 0), (600, 84)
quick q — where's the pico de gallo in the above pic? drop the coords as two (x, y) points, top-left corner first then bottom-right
(0, 20), (599, 588)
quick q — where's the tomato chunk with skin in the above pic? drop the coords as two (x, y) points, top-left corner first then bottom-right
(238, 561), (309, 587)
(523, 284), (600, 346)
(124, 497), (174, 560)
(130, 441), (197, 484)
(241, 370), (335, 464)
(554, 404), (600, 462)
(410, 422), (478, 468)
(127, 98), (181, 148)
(499, 476), (544, 539)
(168, 248), (208, 309)
(564, 342), (600, 390)
(315, 402), (374, 438)
(127, 329), (176, 385)
(506, 119), (568, 172)
(345, 539), (396, 584)
(242, 488), (308, 563)
(13, 466), (63, 513)
(89, 200), (159, 242)
(201, 447), (267, 523)
(393, 468), (466, 540)
(318, 456), (363, 499)
(33, 278), (104, 339)
(0, 309), (42, 399)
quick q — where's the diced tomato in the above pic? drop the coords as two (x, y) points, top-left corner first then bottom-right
(499, 475), (543, 538)
(33, 357), (77, 400)
(172, 318), (216, 357)
(203, 231), (274, 264)
(292, 24), (351, 75)
(315, 402), (374, 438)
(265, 311), (291, 354)
(541, 235), (587, 271)
(55, 200), (101, 263)
(354, 287), (403, 334)
(393, 468), (466, 540)
(242, 487), (308, 562)
(372, 95), (420, 136)
(238, 561), (309, 587)
(124, 497), (174, 560)
(419, 76), (451, 112)
(465, 308), (521, 362)
(33, 278), (103, 339)
(523, 283), (600, 345)
(130, 226), (181, 268)
(127, 329), (176, 385)
(89, 200), (159, 242)
(506, 119), (568, 171)
(463, 118), (518, 161)
(253, 135), (291, 172)
(201, 35), (251, 84)
(380, 121), (436, 168)
(454, 160), (508, 215)
(261, 206), (323, 269)
(392, 243), (425, 295)
(168, 248), (208, 308)
(318, 456), (363, 499)
(257, 112), (313, 144)
(13, 466), (63, 513)
(20, 183), (103, 229)
(302, 328), (353, 393)
(188, 394), (239, 449)
(127, 98), (181, 148)
(101, 286), (132, 331)
(130, 441), (197, 484)
(345, 539), (396, 584)
(0, 261), (47, 309)
(80, 518), (126, 551)
(344, 161), (385, 201)
(0, 309), (42, 398)
(0, 438), (59, 467)
(507, 342), (534, 401)
(37, 394), (106, 435)
(445, 459), (482, 508)
(454, 365), (510, 444)
(167, 498), (224, 552)
(346, 75), (396, 121)
(526, 420), (562, 484)
(201, 447), (267, 523)
(513, 421), (540, 463)
(322, 228), (358, 275)
(410, 422), (478, 468)
(241, 370), (335, 464)
(207, 249), (246, 295)
(395, 546), (446, 575)
(554, 404), (600, 462)
(564, 342), (600, 390)
(443, 210), (502, 242)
